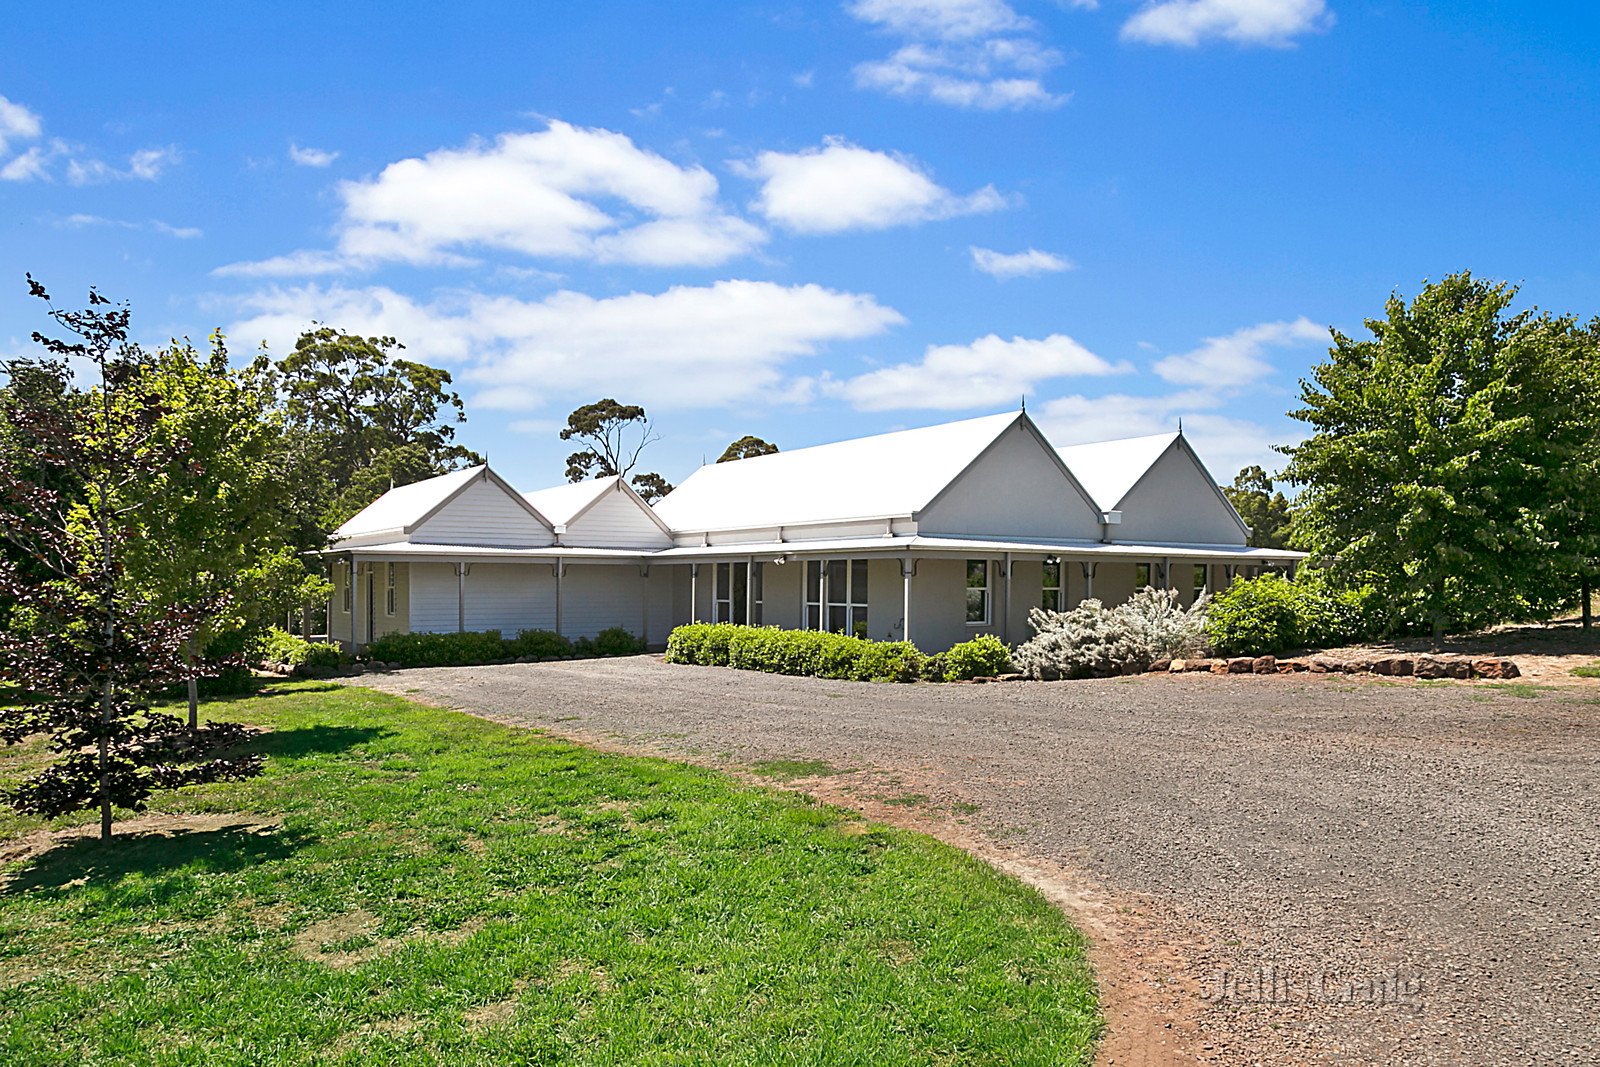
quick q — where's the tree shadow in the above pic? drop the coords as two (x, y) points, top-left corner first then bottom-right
(249, 724), (390, 761)
(3, 819), (311, 896)
(202, 681), (347, 704)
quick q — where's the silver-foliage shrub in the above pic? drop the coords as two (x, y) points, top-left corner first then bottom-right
(1011, 588), (1210, 680)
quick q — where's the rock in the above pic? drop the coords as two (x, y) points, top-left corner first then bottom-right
(996, 672), (1024, 682)
(1149, 658), (1172, 674)
(1445, 658), (1472, 679)
(1210, 661), (1230, 674)
(1472, 658), (1521, 679)
(1252, 655), (1276, 674)
(1227, 657), (1254, 674)
(1391, 657), (1414, 677)
(1185, 659), (1213, 673)
(1168, 659), (1186, 673)
(1370, 657), (1396, 676)
(1413, 655), (1446, 679)
(971, 676), (994, 684)
(1308, 657), (1334, 673)
(1276, 663), (1298, 674)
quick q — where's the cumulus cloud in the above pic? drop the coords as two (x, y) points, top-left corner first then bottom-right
(226, 279), (904, 411)
(1122, 0), (1333, 47)
(289, 143), (339, 167)
(737, 137), (1004, 234)
(970, 246), (1073, 279)
(218, 121), (765, 277)
(847, 0), (1072, 109)
(841, 333), (1129, 411)
(0, 95), (179, 184)
(1152, 316), (1325, 386)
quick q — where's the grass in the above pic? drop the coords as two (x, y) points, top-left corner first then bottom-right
(0, 683), (1098, 1065)
(1484, 682), (1547, 698)
(1572, 661), (1600, 679)
(748, 757), (841, 781)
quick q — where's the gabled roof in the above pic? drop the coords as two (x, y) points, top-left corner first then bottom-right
(1055, 432), (1180, 512)
(522, 477), (622, 527)
(652, 411), (1024, 532)
(333, 465), (552, 543)
(335, 465), (487, 541)
(522, 475), (673, 535)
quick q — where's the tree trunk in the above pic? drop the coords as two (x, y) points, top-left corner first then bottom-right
(99, 672), (112, 841)
(1584, 573), (1593, 631)
(187, 636), (199, 733)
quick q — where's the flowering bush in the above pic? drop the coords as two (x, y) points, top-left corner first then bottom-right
(1011, 588), (1208, 680)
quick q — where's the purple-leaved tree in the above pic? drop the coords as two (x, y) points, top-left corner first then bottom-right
(0, 278), (261, 840)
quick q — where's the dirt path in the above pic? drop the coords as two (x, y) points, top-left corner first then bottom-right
(352, 658), (1600, 1065)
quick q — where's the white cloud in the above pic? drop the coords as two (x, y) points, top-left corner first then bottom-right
(1037, 392), (1296, 479)
(1153, 316), (1324, 386)
(737, 137), (1004, 234)
(0, 144), (53, 181)
(847, 0), (1032, 40)
(0, 95), (43, 155)
(226, 279), (904, 411)
(65, 145), (181, 185)
(841, 333), (1130, 411)
(289, 143), (339, 167)
(971, 246), (1073, 279)
(847, 0), (1072, 109)
(1122, 0), (1333, 47)
(60, 213), (202, 239)
(220, 121), (764, 276)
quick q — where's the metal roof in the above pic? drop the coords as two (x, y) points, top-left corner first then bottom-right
(333, 465), (487, 540)
(652, 411), (1022, 532)
(1055, 432), (1180, 511)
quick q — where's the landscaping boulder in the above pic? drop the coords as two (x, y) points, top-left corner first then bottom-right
(1308, 657), (1334, 673)
(1252, 655), (1276, 674)
(1148, 658), (1172, 674)
(1445, 659), (1472, 679)
(1185, 659), (1213, 673)
(1413, 655), (1446, 679)
(1472, 658), (1521, 679)
(1227, 657), (1254, 674)
(1167, 659), (1187, 673)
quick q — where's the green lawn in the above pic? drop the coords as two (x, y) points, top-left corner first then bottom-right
(0, 682), (1099, 1066)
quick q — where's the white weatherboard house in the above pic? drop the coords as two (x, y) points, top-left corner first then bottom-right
(325, 410), (1303, 652)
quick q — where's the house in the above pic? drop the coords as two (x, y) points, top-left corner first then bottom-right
(325, 410), (1303, 652)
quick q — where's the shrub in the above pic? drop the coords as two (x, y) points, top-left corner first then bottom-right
(1011, 589), (1208, 680)
(942, 635), (1012, 680)
(1206, 573), (1373, 656)
(504, 629), (573, 660)
(366, 630), (510, 667)
(666, 624), (931, 683)
(250, 627), (343, 672)
(593, 626), (648, 656)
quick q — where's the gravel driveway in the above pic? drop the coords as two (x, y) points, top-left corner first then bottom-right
(352, 658), (1599, 1065)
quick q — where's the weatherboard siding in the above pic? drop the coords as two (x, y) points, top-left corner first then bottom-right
(411, 478), (554, 548)
(564, 488), (673, 549)
(917, 423), (1102, 541)
(1110, 446), (1246, 547)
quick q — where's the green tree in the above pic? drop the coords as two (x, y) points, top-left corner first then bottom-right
(121, 334), (329, 729)
(1222, 466), (1292, 549)
(1528, 317), (1600, 627)
(717, 435), (779, 463)
(1282, 273), (1566, 640)
(250, 326), (480, 531)
(559, 398), (673, 501)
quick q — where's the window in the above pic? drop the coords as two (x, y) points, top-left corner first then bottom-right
(965, 559), (989, 624)
(1135, 562), (1152, 589)
(342, 562), (353, 613)
(1042, 559), (1063, 612)
(714, 562), (763, 624)
(385, 562), (397, 616)
(806, 559), (866, 635)
(1192, 564), (1208, 601)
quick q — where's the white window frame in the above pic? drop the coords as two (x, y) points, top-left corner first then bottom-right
(965, 559), (990, 625)
(342, 561), (353, 613)
(806, 559), (867, 636)
(1041, 559), (1063, 612)
(385, 562), (397, 617)
(713, 561), (763, 625)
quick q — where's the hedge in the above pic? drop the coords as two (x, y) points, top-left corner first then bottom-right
(365, 626), (646, 669)
(663, 623), (1012, 683)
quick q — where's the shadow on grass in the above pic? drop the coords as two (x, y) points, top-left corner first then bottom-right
(4, 821), (311, 896)
(249, 724), (390, 761)
(202, 682), (347, 704)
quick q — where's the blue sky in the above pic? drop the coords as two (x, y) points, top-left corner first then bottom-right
(4, 1), (1597, 491)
